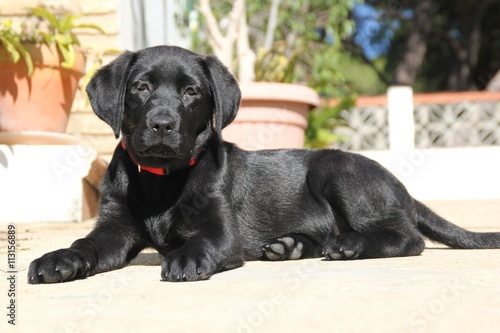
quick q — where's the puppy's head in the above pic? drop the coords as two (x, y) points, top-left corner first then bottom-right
(86, 46), (240, 168)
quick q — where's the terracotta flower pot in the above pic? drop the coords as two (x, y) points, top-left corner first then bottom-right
(0, 43), (85, 133)
(223, 82), (320, 150)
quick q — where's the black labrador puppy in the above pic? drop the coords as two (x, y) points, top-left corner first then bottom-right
(28, 46), (500, 283)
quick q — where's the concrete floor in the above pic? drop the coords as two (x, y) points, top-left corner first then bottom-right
(2, 200), (500, 333)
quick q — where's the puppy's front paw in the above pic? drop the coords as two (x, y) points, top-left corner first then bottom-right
(28, 249), (90, 284)
(161, 248), (216, 282)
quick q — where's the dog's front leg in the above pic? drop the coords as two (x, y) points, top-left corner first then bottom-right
(161, 200), (243, 282)
(28, 203), (146, 284)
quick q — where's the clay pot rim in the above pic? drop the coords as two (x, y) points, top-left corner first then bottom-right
(0, 131), (80, 145)
(239, 82), (320, 108)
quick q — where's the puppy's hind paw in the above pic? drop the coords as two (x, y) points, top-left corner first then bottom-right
(322, 234), (363, 261)
(263, 236), (304, 261)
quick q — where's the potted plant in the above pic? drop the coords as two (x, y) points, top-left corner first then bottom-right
(193, 0), (356, 149)
(0, 6), (105, 134)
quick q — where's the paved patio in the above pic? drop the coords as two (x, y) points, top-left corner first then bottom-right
(2, 200), (500, 333)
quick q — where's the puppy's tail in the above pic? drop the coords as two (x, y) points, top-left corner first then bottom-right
(414, 200), (500, 249)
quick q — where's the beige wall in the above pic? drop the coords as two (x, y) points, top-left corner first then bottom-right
(1, 0), (121, 160)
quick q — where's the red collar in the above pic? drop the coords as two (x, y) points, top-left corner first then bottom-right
(121, 140), (197, 176)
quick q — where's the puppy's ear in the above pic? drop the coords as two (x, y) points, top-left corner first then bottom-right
(86, 51), (135, 138)
(204, 55), (241, 142)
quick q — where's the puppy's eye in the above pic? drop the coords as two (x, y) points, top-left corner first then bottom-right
(137, 83), (150, 92)
(184, 87), (197, 96)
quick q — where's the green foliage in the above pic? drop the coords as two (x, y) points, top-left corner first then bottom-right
(0, 6), (105, 76)
(0, 19), (34, 76)
(180, 0), (362, 147)
(254, 42), (300, 83)
(256, 0), (361, 147)
(305, 96), (356, 148)
(183, 0), (360, 92)
(335, 53), (387, 95)
(258, 0), (358, 89)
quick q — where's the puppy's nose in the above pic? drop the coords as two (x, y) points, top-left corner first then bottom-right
(150, 118), (175, 135)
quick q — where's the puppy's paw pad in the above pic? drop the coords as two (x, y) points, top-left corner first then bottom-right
(280, 237), (295, 248)
(289, 241), (303, 260)
(323, 246), (359, 260)
(343, 249), (356, 258)
(263, 236), (303, 261)
(269, 243), (285, 255)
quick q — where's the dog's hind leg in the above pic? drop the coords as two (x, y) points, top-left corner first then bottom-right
(322, 222), (425, 260)
(262, 234), (323, 260)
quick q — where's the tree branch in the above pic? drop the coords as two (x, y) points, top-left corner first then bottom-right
(226, 0), (246, 45)
(237, 4), (256, 82)
(391, 0), (433, 85)
(198, 0), (224, 51)
(198, 0), (246, 71)
(263, 0), (280, 50)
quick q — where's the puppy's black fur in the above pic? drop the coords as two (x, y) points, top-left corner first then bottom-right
(28, 46), (500, 283)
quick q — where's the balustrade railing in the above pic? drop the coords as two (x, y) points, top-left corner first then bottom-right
(330, 90), (500, 151)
